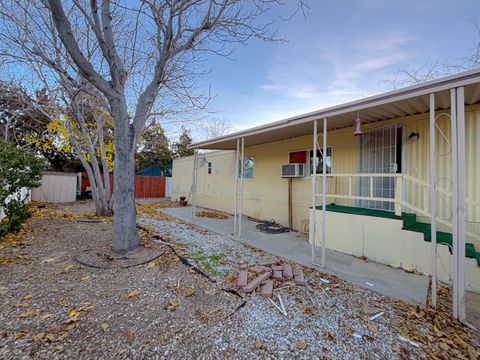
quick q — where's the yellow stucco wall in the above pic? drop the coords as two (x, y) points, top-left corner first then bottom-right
(172, 105), (480, 248)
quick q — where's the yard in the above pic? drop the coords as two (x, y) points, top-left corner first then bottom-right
(0, 200), (479, 359)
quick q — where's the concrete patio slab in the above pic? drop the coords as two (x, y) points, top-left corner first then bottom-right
(162, 206), (430, 305)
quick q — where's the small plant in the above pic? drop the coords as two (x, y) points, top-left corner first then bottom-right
(0, 141), (43, 239)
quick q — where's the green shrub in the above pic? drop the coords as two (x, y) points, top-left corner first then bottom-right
(0, 141), (44, 238)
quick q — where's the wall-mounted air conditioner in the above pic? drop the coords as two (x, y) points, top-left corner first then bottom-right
(281, 163), (305, 178)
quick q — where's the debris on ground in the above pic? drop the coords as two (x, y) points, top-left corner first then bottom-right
(195, 211), (228, 219)
(234, 256), (305, 297)
(2, 200), (478, 359)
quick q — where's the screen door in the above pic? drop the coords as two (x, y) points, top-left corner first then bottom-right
(357, 125), (398, 211)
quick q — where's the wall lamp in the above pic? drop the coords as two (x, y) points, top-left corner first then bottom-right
(408, 132), (420, 142)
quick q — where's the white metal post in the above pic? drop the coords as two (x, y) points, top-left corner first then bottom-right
(429, 93), (437, 308)
(450, 88), (459, 319)
(239, 137), (245, 237)
(234, 138), (240, 236)
(321, 117), (327, 267)
(191, 149), (198, 219)
(311, 120), (318, 264)
(456, 86), (466, 322)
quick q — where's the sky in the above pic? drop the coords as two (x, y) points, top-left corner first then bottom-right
(197, 0), (480, 135)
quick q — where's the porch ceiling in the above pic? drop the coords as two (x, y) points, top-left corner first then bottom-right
(191, 69), (480, 150)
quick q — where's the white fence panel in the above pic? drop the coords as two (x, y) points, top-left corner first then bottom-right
(165, 176), (172, 198)
(0, 188), (31, 220)
(32, 172), (78, 203)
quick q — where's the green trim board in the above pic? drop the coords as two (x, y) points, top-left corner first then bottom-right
(314, 203), (480, 266)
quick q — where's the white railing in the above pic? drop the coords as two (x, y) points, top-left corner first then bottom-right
(315, 173), (479, 239)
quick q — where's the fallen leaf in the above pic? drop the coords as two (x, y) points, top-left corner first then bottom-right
(23, 294), (32, 300)
(296, 341), (307, 350)
(185, 287), (195, 297)
(80, 274), (91, 281)
(41, 313), (55, 320)
(68, 308), (80, 317)
(127, 290), (141, 299)
(15, 331), (27, 340)
(324, 331), (335, 342)
(100, 323), (109, 332)
(14, 302), (29, 308)
(42, 258), (55, 264)
(368, 322), (378, 333)
(53, 345), (64, 352)
(126, 329), (135, 344)
(255, 339), (262, 349)
(147, 261), (156, 268)
(45, 334), (56, 343)
(33, 332), (45, 341)
(453, 334), (469, 350)
(19, 310), (39, 318)
(63, 265), (74, 273)
(165, 300), (178, 311)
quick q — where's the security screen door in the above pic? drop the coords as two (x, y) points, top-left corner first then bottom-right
(357, 125), (399, 211)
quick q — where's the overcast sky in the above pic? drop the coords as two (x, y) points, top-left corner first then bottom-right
(196, 0), (479, 134)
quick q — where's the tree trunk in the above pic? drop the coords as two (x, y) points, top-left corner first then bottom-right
(111, 99), (140, 253)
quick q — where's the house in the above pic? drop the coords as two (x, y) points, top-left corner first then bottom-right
(171, 69), (480, 321)
(136, 161), (173, 177)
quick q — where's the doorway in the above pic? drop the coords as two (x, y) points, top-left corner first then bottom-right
(357, 125), (402, 211)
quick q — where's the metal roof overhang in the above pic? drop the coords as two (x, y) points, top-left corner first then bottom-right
(190, 69), (480, 150)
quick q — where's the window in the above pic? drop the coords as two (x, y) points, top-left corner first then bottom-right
(207, 162), (212, 174)
(238, 157), (254, 179)
(309, 147), (332, 174)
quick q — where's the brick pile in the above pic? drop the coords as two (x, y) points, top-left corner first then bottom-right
(232, 256), (305, 298)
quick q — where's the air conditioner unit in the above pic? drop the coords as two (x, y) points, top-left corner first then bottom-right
(281, 163), (305, 178)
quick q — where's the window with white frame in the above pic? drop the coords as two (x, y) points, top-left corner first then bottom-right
(309, 147), (332, 174)
(238, 157), (254, 179)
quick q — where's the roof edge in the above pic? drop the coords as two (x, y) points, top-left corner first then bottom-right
(189, 68), (480, 149)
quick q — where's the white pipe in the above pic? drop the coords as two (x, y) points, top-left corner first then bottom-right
(429, 93), (437, 308)
(321, 117), (327, 267)
(234, 138), (240, 236)
(450, 88), (459, 319)
(456, 86), (466, 322)
(192, 149), (198, 219)
(311, 120), (317, 264)
(239, 137), (245, 237)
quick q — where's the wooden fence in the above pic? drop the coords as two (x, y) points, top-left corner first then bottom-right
(81, 172), (166, 198)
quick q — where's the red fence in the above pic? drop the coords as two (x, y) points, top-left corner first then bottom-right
(81, 172), (166, 198)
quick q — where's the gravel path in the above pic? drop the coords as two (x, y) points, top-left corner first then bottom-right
(0, 201), (478, 359)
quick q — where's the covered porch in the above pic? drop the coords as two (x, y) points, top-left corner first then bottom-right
(188, 69), (480, 323)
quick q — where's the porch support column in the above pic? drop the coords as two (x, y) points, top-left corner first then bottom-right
(450, 88), (459, 319)
(234, 138), (240, 236)
(311, 120), (318, 264)
(239, 137), (245, 237)
(321, 117), (327, 267)
(429, 93), (437, 308)
(456, 86), (466, 322)
(191, 149), (198, 219)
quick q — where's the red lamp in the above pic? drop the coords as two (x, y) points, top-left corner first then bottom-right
(353, 112), (363, 136)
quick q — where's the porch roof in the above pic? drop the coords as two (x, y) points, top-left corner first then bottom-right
(190, 68), (480, 150)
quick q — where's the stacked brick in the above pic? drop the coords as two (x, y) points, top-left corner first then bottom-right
(233, 256), (305, 298)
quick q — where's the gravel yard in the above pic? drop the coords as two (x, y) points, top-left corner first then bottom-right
(0, 200), (479, 359)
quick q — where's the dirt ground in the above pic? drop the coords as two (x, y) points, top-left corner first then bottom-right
(0, 200), (479, 359)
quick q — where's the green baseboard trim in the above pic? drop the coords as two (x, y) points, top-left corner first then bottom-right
(315, 203), (480, 266)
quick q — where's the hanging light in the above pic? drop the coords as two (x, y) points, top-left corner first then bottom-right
(353, 111), (363, 136)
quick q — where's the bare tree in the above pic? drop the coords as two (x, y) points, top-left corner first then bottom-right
(0, 0), (290, 252)
(391, 19), (480, 87)
(197, 118), (233, 140)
